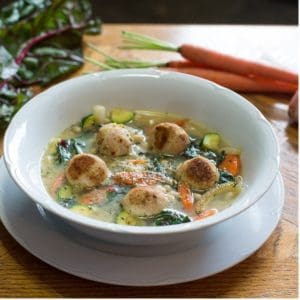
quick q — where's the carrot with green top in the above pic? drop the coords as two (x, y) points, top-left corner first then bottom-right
(120, 31), (298, 84)
(178, 182), (194, 210)
(219, 154), (241, 176)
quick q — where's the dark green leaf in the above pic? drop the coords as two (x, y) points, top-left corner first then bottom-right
(59, 198), (77, 208)
(154, 209), (191, 226)
(0, 46), (19, 79)
(218, 170), (235, 184)
(56, 138), (86, 164)
(0, 84), (32, 130)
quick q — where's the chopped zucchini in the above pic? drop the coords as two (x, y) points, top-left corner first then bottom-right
(116, 210), (143, 226)
(111, 108), (134, 124)
(81, 114), (96, 131)
(70, 205), (93, 216)
(93, 105), (106, 124)
(57, 184), (73, 199)
(202, 133), (220, 150)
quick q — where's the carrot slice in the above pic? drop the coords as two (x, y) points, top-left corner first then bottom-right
(195, 208), (218, 220)
(128, 159), (148, 165)
(80, 188), (108, 205)
(174, 119), (187, 127)
(219, 154), (241, 176)
(50, 173), (65, 196)
(178, 182), (194, 210)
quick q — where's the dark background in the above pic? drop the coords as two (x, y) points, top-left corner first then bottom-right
(0, 0), (298, 24)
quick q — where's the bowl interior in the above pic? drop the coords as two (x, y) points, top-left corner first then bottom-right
(4, 69), (279, 233)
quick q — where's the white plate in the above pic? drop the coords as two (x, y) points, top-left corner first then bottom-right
(0, 160), (284, 286)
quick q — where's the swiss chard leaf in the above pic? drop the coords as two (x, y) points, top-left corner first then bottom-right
(0, 0), (101, 129)
(56, 138), (85, 164)
(0, 84), (32, 129)
(183, 137), (225, 166)
(154, 209), (192, 226)
(218, 170), (235, 184)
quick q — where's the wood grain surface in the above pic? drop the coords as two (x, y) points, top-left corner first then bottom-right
(0, 25), (298, 298)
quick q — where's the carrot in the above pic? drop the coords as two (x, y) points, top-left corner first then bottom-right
(162, 67), (297, 94)
(288, 90), (298, 123)
(121, 31), (298, 84)
(50, 173), (65, 196)
(178, 182), (194, 210)
(195, 208), (218, 220)
(174, 119), (188, 127)
(128, 159), (148, 165)
(113, 171), (166, 186)
(80, 188), (108, 205)
(219, 154), (241, 176)
(179, 44), (298, 84)
(166, 60), (207, 68)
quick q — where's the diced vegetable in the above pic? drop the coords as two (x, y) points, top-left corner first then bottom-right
(70, 205), (93, 216)
(57, 184), (73, 199)
(50, 173), (65, 196)
(59, 198), (77, 209)
(202, 133), (220, 150)
(116, 210), (143, 226)
(219, 154), (241, 176)
(153, 209), (191, 226)
(111, 108), (134, 124)
(80, 188), (107, 205)
(178, 182), (194, 210)
(93, 105), (106, 124)
(195, 208), (218, 220)
(81, 114), (96, 131)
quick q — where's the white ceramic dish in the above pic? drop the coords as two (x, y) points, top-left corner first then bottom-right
(3, 69), (280, 248)
(0, 160), (284, 285)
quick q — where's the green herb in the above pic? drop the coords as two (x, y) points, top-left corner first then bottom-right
(218, 170), (235, 184)
(184, 138), (225, 166)
(106, 186), (130, 203)
(0, 0), (101, 130)
(59, 198), (77, 208)
(56, 138), (85, 164)
(154, 209), (191, 226)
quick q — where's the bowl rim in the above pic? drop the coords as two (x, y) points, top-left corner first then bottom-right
(3, 69), (280, 235)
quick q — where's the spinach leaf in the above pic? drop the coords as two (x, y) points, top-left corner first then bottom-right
(59, 198), (76, 208)
(106, 186), (130, 203)
(183, 137), (225, 166)
(218, 170), (235, 184)
(154, 209), (191, 226)
(56, 138), (85, 164)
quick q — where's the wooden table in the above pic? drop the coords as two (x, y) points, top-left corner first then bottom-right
(0, 25), (298, 298)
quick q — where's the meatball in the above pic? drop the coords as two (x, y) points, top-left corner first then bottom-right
(122, 186), (169, 217)
(96, 123), (132, 156)
(66, 153), (108, 189)
(177, 156), (219, 190)
(150, 122), (190, 155)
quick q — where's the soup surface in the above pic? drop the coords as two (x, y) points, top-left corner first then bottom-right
(41, 106), (243, 226)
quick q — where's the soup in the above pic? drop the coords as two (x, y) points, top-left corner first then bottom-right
(41, 106), (243, 226)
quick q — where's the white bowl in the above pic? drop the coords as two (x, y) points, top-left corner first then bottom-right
(3, 69), (279, 250)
